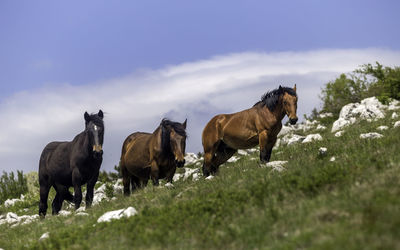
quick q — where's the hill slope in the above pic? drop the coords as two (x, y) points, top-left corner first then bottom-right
(1, 99), (400, 249)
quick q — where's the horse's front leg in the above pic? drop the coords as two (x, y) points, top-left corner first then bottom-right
(72, 168), (83, 210)
(166, 165), (177, 184)
(265, 135), (278, 163)
(150, 160), (160, 186)
(259, 130), (273, 163)
(85, 171), (99, 208)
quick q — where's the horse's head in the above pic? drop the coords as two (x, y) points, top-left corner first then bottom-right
(281, 85), (298, 125)
(161, 119), (187, 168)
(84, 110), (104, 159)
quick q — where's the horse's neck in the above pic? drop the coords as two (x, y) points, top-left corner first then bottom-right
(160, 127), (174, 160)
(272, 102), (286, 122)
(255, 102), (285, 125)
(75, 131), (91, 156)
(151, 127), (172, 159)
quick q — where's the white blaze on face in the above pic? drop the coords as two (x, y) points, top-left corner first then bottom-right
(92, 124), (102, 152)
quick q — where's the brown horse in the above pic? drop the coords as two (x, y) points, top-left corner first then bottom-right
(202, 85), (298, 176)
(120, 119), (187, 195)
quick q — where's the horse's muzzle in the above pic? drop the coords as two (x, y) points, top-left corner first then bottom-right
(289, 117), (298, 125)
(93, 150), (103, 159)
(93, 145), (103, 158)
(175, 159), (185, 168)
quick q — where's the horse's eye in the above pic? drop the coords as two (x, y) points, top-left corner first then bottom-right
(284, 101), (287, 105)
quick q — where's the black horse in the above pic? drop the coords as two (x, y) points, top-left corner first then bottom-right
(38, 110), (104, 217)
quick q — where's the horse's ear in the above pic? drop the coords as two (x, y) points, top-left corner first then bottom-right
(98, 110), (104, 119)
(84, 112), (90, 122)
(293, 84), (297, 92)
(279, 85), (283, 92)
(182, 119), (187, 129)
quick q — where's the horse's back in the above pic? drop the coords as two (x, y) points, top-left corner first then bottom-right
(122, 132), (151, 156)
(203, 108), (253, 135)
(39, 141), (71, 184)
(39, 141), (67, 167)
(121, 132), (152, 174)
(202, 108), (259, 149)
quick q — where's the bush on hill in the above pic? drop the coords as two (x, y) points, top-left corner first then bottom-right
(320, 62), (400, 116)
(0, 171), (28, 204)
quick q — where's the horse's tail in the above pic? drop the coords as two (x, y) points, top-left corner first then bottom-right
(120, 136), (131, 166)
(120, 134), (137, 175)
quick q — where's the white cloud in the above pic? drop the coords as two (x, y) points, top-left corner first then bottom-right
(1, 48), (400, 173)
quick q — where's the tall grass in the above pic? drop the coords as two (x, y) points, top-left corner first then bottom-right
(0, 113), (399, 249)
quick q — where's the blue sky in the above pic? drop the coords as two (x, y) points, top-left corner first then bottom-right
(1, 1), (399, 96)
(1, 1), (400, 172)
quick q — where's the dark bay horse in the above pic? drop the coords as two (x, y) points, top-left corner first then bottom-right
(202, 85), (298, 176)
(120, 119), (187, 195)
(38, 110), (104, 217)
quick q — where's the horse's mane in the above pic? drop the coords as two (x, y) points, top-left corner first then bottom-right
(254, 86), (297, 111)
(160, 119), (187, 154)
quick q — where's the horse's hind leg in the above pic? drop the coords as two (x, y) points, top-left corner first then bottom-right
(212, 143), (236, 173)
(39, 181), (50, 217)
(130, 175), (141, 192)
(64, 188), (74, 203)
(58, 185), (74, 208)
(203, 139), (235, 176)
(140, 178), (149, 188)
(51, 192), (62, 215)
(51, 185), (66, 215)
(121, 164), (131, 196)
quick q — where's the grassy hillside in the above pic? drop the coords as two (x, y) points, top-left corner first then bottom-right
(1, 111), (400, 249)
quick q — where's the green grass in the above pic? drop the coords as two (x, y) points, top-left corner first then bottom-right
(1, 114), (400, 249)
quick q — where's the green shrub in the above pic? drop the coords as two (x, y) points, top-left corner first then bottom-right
(98, 165), (121, 183)
(25, 171), (39, 194)
(320, 73), (370, 116)
(320, 62), (400, 116)
(105, 183), (114, 199)
(357, 62), (400, 103)
(0, 171), (28, 204)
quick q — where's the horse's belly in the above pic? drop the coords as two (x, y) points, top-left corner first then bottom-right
(223, 135), (258, 149)
(52, 170), (73, 186)
(125, 155), (149, 168)
(128, 165), (151, 179)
